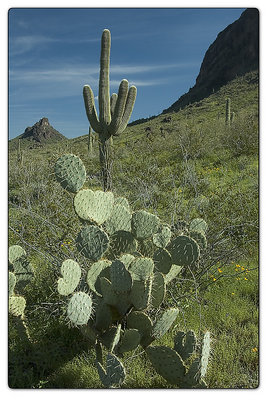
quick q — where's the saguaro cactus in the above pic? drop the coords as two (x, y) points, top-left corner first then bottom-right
(17, 139), (23, 166)
(83, 29), (137, 191)
(225, 97), (231, 125)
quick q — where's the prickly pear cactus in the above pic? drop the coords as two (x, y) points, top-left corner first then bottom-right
(145, 330), (211, 388)
(53, 148), (210, 388)
(8, 245), (32, 342)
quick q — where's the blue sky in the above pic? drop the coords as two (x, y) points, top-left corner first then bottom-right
(8, 7), (245, 139)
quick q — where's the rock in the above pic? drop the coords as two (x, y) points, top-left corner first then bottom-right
(163, 8), (259, 113)
(20, 117), (66, 143)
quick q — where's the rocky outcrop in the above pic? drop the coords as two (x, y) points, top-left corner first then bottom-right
(20, 117), (66, 143)
(163, 8), (259, 113)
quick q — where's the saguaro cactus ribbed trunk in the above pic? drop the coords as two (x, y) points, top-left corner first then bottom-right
(83, 29), (137, 191)
(225, 97), (231, 126)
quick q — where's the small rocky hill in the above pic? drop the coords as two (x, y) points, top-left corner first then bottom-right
(163, 8), (259, 113)
(19, 117), (66, 143)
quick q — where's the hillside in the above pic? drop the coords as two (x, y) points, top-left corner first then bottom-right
(8, 68), (259, 389)
(163, 8), (259, 113)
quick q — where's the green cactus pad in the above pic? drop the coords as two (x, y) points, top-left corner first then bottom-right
(104, 203), (132, 234)
(126, 311), (153, 347)
(119, 253), (135, 268)
(57, 259), (81, 296)
(118, 329), (140, 353)
(76, 225), (109, 261)
(110, 260), (133, 293)
(130, 279), (152, 311)
(110, 230), (137, 256)
(128, 257), (154, 281)
(12, 257), (34, 289)
(184, 357), (201, 387)
(164, 264), (183, 284)
(174, 330), (196, 360)
(151, 272), (166, 308)
(189, 230), (207, 250)
(114, 292), (132, 316)
(138, 238), (155, 258)
(95, 301), (112, 331)
(100, 324), (121, 352)
(167, 235), (200, 266)
(67, 292), (93, 326)
(86, 259), (112, 295)
(153, 225), (172, 248)
(74, 189), (114, 224)
(54, 154), (86, 193)
(200, 331), (211, 378)
(146, 346), (186, 385)
(152, 308), (179, 339)
(9, 296), (26, 317)
(97, 353), (126, 388)
(153, 248), (172, 274)
(99, 277), (118, 305)
(79, 323), (97, 343)
(9, 245), (26, 264)
(9, 272), (16, 296)
(189, 218), (208, 234)
(131, 210), (160, 240)
(115, 196), (131, 211)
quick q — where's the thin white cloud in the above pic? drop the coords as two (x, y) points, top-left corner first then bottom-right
(9, 61), (198, 102)
(9, 34), (104, 56)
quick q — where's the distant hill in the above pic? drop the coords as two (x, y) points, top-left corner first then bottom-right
(15, 117), (66, 144)
(163, 8), (259, 114)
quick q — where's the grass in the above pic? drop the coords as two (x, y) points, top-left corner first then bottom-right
(8, 70), (259, 388)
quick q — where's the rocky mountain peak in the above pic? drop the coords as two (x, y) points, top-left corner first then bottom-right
(21, 117), (66, 143)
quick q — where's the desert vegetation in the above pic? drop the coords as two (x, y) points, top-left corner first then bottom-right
(8, 27), (258, 389)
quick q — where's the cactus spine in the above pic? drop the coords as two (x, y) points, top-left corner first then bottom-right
(83, 29), (137, 191)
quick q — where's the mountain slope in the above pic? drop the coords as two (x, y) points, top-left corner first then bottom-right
(163, 8), (259, 113)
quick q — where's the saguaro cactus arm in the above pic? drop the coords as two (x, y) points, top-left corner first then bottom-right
(83, 29), (137, 138)
(99, 29), (111, 128)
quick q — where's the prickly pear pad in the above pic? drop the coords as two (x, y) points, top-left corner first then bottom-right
(74, 189), (114, 224)
(189, 218), (208, 234)
(126, 311), (153, 346)
(9, 296), (26, 317)
(104, 203), (131, 234)
(67, 292), (93, 326)
(130, 279), (152, 311)
(57, 259), (81, 296)
(54, 154), (86, 193)
(200, 331), (211, 378)
(151, 272), (166, 308)
(118, 329), (140, 353)
(153, 225), (172, 248)
(86, 259), (111, 295)
(128, 257), (154, 281)
(153, 248), (172, 274)
(76, 225), (109, 261)
(9, 245), (26, 264)
(8, 272), (16, 296)
(152, 308), (179, 339)
(146, 346), (186, 385)
(110, 260), (133, 293)
(131, 210), (160, 240)
(189, 230), (207, 250)
(167, 235), (200, 266)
